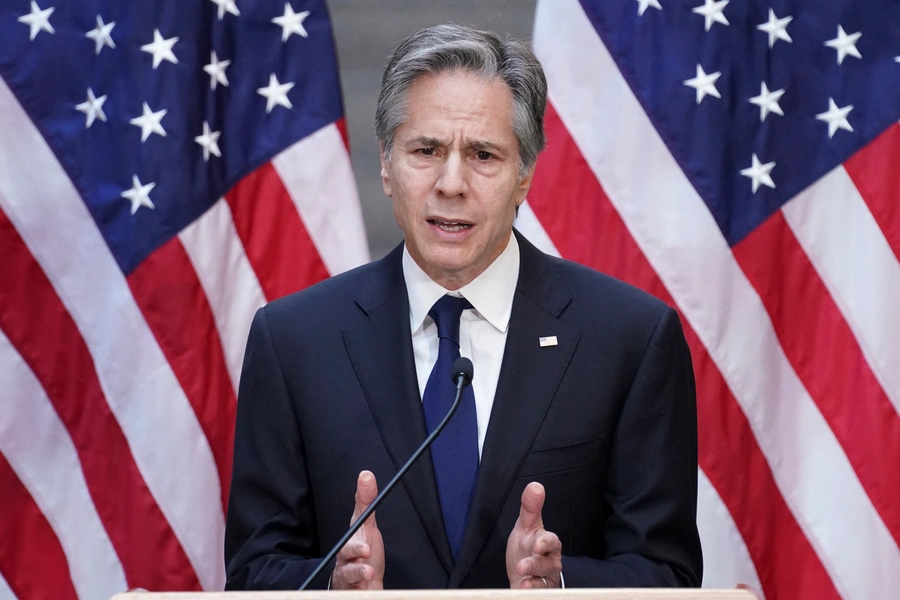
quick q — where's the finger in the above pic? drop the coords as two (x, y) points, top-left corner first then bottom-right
(532, 530), (562, 556)
(352, 471), (379, 522)
(336, 563), (375, 585)
(337, 539), (371, 562)
(516, 554), (562, 577)
(520, 576), (548, 589)
(515, 482), (546, 531)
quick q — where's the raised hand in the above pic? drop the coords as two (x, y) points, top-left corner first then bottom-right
(331, 471), (385, 590)
(505, 482), (563, 589)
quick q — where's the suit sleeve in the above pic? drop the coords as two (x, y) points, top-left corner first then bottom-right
(224, 307), (333, 590)
(562, 307), (703, 587)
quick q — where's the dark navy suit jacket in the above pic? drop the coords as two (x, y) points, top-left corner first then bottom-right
(224, 231), (702, 589)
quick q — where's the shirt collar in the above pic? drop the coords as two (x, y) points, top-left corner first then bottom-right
(403, 233), (520, 335)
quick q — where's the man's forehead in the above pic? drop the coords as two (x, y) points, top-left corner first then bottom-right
(399, 80), (516, 138)
(410, 69), (506, 92)
(404, 72), (513, 115)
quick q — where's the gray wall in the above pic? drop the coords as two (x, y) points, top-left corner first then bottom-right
(328, 0), (538, 260)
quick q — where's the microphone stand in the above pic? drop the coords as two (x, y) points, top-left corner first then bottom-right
(299, 360), (473, 590)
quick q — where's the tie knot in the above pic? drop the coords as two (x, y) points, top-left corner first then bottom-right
(428, 295), (472, 344)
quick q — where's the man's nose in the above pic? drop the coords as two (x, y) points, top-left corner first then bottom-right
(434, 152), (467, 198)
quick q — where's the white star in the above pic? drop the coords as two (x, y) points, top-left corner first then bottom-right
(121, 175), (156, 215)
(18, 1), (54, 41)
(749, 82), (785, 122)
(203, 51), (231, 89)
(684, 64), (722, 104)
(194, 121), (222, 161)
(816, 98), (854, 138)
(692, 0), (729, 31)
(740, 154), (776, 193)
(756, 9), (792, 49)
(636, 0), (662, 16)
(825, 25), (862, 65)
(272, 4), (310, 41)
(75, 88), (107, 128)
(130, 102), (168, 142)
(140, 29), (179, 69)
(210, 0), (240, 20)
(85, 15), (115, 55)
(257, 73), (295, 113)
(894, 56), (899, 63)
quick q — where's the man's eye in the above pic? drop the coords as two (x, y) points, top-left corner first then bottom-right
(476, 151), (493, 161)
(418, 147), (435, 156)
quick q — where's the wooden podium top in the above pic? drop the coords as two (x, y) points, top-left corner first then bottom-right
(112, 589), (757, 600)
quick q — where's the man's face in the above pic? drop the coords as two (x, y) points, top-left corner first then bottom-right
(381, 70), (534, 290)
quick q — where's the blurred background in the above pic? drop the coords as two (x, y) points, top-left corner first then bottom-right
(329, 0), (536, 259)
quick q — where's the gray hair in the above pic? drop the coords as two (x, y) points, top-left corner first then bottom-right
(375, 24), (547, 177)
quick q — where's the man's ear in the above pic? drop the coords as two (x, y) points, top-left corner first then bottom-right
(379, 143), (392, 198)
(515, 164), (536, 207)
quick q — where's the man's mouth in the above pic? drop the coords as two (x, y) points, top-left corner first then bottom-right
(428, 219), (473, 233)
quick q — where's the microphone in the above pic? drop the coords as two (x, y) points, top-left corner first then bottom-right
(299, 357), (475, 590)
(453, 355), (473, 387)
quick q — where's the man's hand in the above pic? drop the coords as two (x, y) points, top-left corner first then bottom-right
(331, 471), (385, 590)
(506, 482), (563, 589)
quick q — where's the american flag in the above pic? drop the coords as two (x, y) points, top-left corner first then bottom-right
(0, 0), (367, 597)
(517, 1), (900, 598)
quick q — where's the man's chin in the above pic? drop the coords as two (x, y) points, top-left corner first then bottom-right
(416, 250), (483, 288)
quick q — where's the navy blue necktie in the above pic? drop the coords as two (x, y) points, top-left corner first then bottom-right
(422, 295), (479, 560)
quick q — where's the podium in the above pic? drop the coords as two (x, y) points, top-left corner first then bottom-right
(111, 590), (758, 600)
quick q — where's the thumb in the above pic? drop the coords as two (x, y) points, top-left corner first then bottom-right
(352, 470), (379, 523)
(516, 482), (545, 531)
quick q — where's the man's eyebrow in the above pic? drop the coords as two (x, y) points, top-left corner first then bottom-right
(407, 136), (443, 147)
(469, 140), (504, 152)
(403, 137), (508, 153)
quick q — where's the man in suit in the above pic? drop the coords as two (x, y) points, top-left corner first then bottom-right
(224, 24), (702, 590)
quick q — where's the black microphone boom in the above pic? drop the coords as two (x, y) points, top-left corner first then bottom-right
(298, 357), (474, 590)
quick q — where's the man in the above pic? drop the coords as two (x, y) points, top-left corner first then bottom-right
(225, 24), (702, 590)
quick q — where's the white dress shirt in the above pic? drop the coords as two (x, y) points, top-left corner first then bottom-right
(402, 234), (520, 458)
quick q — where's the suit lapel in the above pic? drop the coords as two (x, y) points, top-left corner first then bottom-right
(341, 244), (455, 575)
(449, 232), (580, 587)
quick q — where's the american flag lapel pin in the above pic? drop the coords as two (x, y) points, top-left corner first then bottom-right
(539, 336), (558, 347)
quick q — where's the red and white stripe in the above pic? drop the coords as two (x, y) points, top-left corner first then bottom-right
(523, 2), (900, 598)
(0, 68), (367, 597)
(0, 330), (127, 599)
(0, 570), (16, 600)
